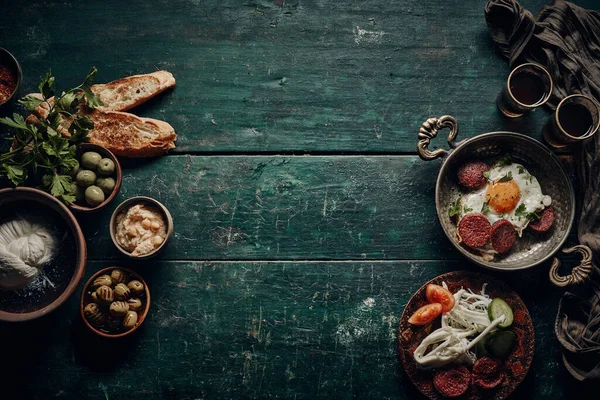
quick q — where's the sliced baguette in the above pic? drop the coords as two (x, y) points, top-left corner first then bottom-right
(92, 70), (175, 112)
(81, 108), (176, 157)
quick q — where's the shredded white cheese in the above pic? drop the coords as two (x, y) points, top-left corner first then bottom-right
(413, 283), (504, 369)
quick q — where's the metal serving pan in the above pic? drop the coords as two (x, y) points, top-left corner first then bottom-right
(417, 115), (576, 272)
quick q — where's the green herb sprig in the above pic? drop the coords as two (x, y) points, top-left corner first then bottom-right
(0, 67), (103, 203)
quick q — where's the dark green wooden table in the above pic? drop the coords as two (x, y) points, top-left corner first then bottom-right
(1, 0), (598, 398)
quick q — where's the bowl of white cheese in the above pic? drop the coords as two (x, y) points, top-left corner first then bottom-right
(0, 187), (86, 322)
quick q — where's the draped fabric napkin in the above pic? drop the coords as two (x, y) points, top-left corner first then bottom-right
(485, 0), (600, 381)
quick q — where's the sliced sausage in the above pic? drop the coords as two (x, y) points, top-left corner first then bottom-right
(472, 357), (505, 390)
(457, 161), (490, 190)
(458, 213), (492, 249)
(433, 366), (471, 398)
(490, 219), (517, 254)
(529, 206), (555, 233)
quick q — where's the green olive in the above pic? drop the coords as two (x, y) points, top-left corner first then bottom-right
(80, 151), (102, 169)
(85, 185), (105, 207)
(96, 177), (116, 195)
(97, 158), (115, 176)
(76, 170), (97, 187)
(75, 185), (85, 202)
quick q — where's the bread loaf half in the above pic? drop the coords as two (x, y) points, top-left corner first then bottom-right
(81, 108), (176, 157)
(24, 70), (177, 157)
(92, 70), (176, 112)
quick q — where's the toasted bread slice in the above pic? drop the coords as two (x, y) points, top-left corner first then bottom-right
(92, 70), (175, 112)
(81, 108), (176, 157)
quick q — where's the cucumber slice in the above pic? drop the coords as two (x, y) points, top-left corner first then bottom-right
(485, 330), (517, 359)
(488, 298), (514, 328)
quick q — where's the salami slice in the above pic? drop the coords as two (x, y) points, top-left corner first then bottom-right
(529, 206), (555, 233)
(458, 161), (490, 190)
(490, 219), (517, 254)
(433, 366), (471, 398)
(472, 357), (505, 390)
(458, 213), (492, 249)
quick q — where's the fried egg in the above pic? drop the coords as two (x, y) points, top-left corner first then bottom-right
(459, 163), (551, 233)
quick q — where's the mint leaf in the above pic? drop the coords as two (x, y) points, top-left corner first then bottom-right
(18, 95), (44, 112)
(448, 197), (462, 217)
(498, 171), (513, 182)
(481, 202), (490, 214)
(497, 154), (512, 166)
(38, 71), (55, 99)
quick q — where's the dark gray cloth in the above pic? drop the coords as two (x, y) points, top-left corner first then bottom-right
(485, 0), (600, 381)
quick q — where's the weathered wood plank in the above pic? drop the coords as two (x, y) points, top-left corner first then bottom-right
(4, 0), (595, 153)
(0, 260), (585, 399)
(78, 155), (578, 261)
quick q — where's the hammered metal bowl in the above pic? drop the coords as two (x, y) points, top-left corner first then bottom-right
(418, 115), (575, 271)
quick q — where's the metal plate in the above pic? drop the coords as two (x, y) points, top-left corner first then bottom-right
(398, 271), (535, 400)
(436, 132), (575, 270)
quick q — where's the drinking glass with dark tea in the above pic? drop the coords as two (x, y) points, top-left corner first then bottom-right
(543, 94), (600, 148)
(497, 63), (552, 118)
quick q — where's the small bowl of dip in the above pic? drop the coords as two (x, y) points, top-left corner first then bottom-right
(110, 197), (173, 259)
(0, 48), (22, 110)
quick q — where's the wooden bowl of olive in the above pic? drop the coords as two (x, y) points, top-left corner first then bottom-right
(68, 143), (122, 213)
(81, 266), (150, 338)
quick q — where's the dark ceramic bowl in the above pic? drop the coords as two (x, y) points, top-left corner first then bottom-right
(0, 48), (23, 109)
(80, 266), (151, 338)
(417, 115), (575, 271)
(0, 187), (87, 322)
(69, 143), (123, 213)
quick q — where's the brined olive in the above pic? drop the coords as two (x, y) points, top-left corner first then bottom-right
(109, 301), (129, 316)
(110, 269), (128, 285)
(97, 158), (115, 176)
(76, 170), (97, 188)
(122, 311), (138, 330)
(85, 186), (105, 207)
(96, 285), (114, 304)
(114, 283), (131, 300)
(126, 298), (143, 312)
(84, 303), (106, 326)
(81, 151), (102, 169)
(91, 274), (112, 290)
(75, 185), (85, 202)
(96, 176), (116, 195)
(127, 280), (144, 296)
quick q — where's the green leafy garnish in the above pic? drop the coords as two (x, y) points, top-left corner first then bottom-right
(517, 165), (525, 174)
(497, 154), (512, 166)
(483, 171), (490, 180)
(463, 205), (473, 213)
(498, 171), (513, 182)
(514, 204), (541, 221)
(0, 67), (103, 203)
(448, 197), (461, 217)
(481, 202), (490, 214)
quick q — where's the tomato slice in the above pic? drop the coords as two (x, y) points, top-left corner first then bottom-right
(426, 284), (456, 313)
(408, 303), (443, 325)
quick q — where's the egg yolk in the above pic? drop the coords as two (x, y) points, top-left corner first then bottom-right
(485, 180), (521, 213)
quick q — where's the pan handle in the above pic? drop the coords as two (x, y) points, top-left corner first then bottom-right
(549, 244), (594, 287)
(417, 115), (460, 161)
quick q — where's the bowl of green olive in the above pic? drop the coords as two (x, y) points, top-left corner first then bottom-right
(68, 143), (122, 213)
(81, 266), (150, 338)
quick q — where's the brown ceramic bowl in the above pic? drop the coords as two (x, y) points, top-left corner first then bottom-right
(80, 266), (150, 338)
(0, 47), (23, 109)
(0, 187), (87, 322)
(69, 143), (122, 213)
(109, 196), (174, 260)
